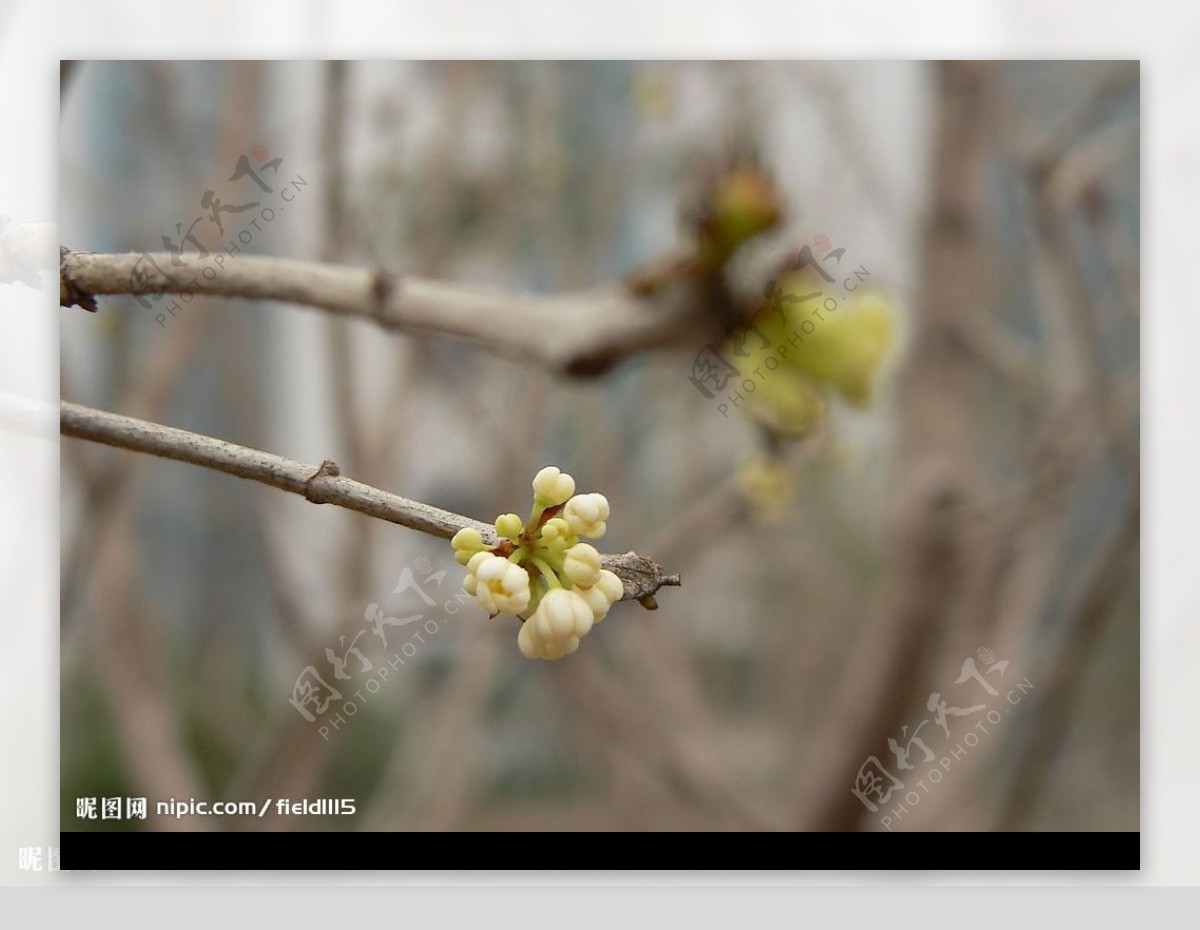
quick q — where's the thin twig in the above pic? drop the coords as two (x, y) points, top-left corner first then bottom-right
(60, 400), (680, 602)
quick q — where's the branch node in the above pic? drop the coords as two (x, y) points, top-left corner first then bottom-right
(304, 459), (342, 503)
(60, 246), (98, 312)
(371, 268), (401, 318)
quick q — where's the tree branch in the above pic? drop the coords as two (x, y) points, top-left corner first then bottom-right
(59, 248), (696, 377)
(59, 400), (680, 602)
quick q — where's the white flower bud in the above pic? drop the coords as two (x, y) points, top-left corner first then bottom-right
(594, 569), (623, 604)
(578, 584), (607, 619)
(563, 492), (609, 538)
(563, 542), (602, 588)
(531, 466), (576, 506)
(462, 549), (492, 595)
(473, 554), (531, 616)
(579, 569), (623, 621)
(534, 588), (594, 642)
(518, 618), (542, 659)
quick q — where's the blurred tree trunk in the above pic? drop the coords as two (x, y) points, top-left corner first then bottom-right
(796, 60), (998, 831)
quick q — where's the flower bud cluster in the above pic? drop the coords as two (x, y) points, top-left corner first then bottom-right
(451, 466), (624, 660)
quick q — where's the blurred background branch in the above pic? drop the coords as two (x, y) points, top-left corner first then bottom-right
(60, 247), (698, 376)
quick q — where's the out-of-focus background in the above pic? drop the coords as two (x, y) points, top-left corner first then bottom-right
(59, 60), (1138, 832)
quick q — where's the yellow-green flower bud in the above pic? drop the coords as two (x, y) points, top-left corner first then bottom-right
(451, 527), (487, 565)
(539, 517), (576, 552)
(495, 512), (524, 541)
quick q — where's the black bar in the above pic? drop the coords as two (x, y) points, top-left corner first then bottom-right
(61, 830), (1139, 871)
